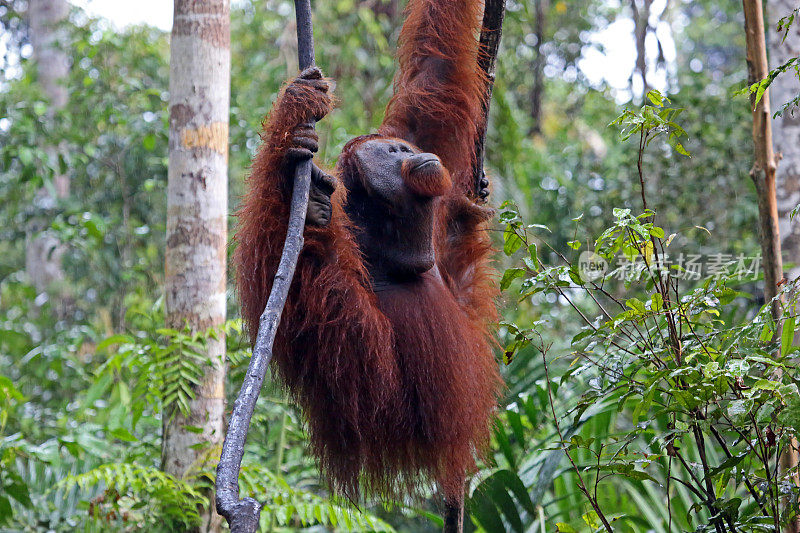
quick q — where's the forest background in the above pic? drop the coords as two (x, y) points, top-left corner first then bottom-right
(1, 0), (800, 531)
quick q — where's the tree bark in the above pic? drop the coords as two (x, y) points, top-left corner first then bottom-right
(472, 0), (506, 199)
(630, 0), (652, 94)
(769, 0), (800, 281)
(163, 1), (230, 531)
(530, 0), (547, 135)
(26, 0), (69, 295)
(743, 3), (798, 533)
(744, 0), (783, 318)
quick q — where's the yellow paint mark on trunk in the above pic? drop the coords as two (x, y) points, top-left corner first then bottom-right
(181, 122), (228, 154)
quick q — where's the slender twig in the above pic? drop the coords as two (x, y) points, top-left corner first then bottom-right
(718, 409), (776, 513)
(541, 348), (615, 531)
(671, 447), (726, 533)
(706, 422), (769, 516)
(637, 129), (648, 212)
(691, 420), (736, 532)
(541, 240), (662, 361)
(669, 474), (707, 501)
(667, 453), (673, 532)
(631, 133), (682, 362)
(215, 2), (316, 531)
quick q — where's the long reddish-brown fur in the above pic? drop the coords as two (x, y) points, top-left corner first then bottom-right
(380, 0), (487, 192)
(234, 0), (500, 501)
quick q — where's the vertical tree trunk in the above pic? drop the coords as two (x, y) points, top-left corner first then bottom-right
(26, 0), (69, 295)
(163, 1), (230, 531)
(769, 0), (800, 281)
(744, 0), (783, 321)
(743, 4), (798, 533)
(630, 0), (652, 94)
(530, 0), (547, 135)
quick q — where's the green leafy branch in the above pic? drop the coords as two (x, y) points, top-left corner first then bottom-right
(491, 90), (800, 531)
(738, 56), (799, 117)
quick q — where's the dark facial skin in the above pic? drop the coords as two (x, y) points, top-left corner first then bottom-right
(344, 138), (449, 281)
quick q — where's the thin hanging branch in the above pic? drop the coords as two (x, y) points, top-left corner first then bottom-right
(445, 4), (506, 532)
(472, 0), (506, 200)
(215, 1), (316, 531)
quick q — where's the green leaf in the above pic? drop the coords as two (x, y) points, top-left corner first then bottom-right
(0, 496), (12, 520)
(528, 243), (538, 267)
(498, 210), (520, 224)
(708, 452), (748, 476)
(142, 133), (157, 151)
(727, 360), (750, 377)
(95, 335), (133, 352)
(791, 203), (800, 222)
(646, 90), (665, 106)
(493, 470), (536, 515)
(727, 399), (752, 421)
(626, 298), (646, 314)
(632, 383), (656, 425)
(118, 382), (131, 406)
(5, 481), (32, 508)
(85, 373), (113, 406)
(760, 322), (774, 342)
(468, 470), (535, 533)
(33, 101), (48, 116)
(649, 293), (663, 312)
(110, 427), (137, 442)
(18, 147), (33, 165)
(503, 226), (523, 256)
(673, 142), (691, 157)
(582, 511), (602, 529)
(469, 490), (505, 533)
(779, 386), (800, 432)
(500, 268), (525, 291)
(528, 223), (551, 232)
(781, 315), (796, 357)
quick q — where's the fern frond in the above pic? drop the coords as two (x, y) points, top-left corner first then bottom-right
(53, 463), (205, 530)
(237, 463), (395, 532)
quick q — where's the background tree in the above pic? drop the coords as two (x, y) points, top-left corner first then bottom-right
(630, 0), (653, 93)
(25, 0), (69, 297)
(530, 0), (547, 134)
(162, 1), (230, 530)
(769, 0), (800, 280)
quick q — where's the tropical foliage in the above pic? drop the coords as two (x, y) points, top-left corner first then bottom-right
(1, 0), (798, 531)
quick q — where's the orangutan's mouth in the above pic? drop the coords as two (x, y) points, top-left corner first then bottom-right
(410, 156), (440, 172)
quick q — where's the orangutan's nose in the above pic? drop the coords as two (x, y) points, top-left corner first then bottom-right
(401, 153), (452, 198)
